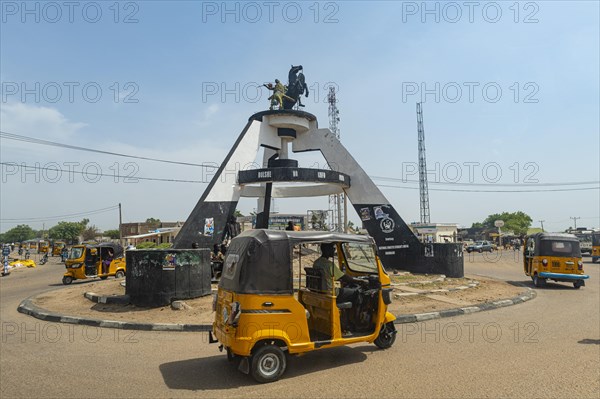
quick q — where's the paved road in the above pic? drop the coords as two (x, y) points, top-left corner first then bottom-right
(1, 253), (598, 398)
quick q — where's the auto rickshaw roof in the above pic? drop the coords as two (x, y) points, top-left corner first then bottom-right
(236, 229), (374, 245)
(529, 232), (580, 242)
(219, 229), (375, 295)
(88, 242), (124, 257)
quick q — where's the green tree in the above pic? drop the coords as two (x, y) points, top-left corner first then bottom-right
(104, 229), (121, 239)
(234, 209), (244, 217)
(481, 211), (532, 236)
(2, 224), (36, 242)
(136, 241), (156, 249)
(81, 225), (99, 241)
(48, 221), (85, 243)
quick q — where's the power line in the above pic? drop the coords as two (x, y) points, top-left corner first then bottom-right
(370, 175), (599, 187)
(3, 130), (599, 188)
(0, 205), (119, 223)
(377, 184), (600, 193)
(0, 162), (206, 184)
(1, 162), (598, 193)
(0, 131), (219, 169)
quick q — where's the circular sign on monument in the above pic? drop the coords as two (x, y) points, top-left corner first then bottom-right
(494, 220), (505, 228)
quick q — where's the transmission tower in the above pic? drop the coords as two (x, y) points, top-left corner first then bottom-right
(416, 102), (430, 224)
(328, 86), (345, 232)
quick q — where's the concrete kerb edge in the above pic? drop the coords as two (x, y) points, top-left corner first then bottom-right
(393, 288), (537, 325)
(17, 288), (536, 332)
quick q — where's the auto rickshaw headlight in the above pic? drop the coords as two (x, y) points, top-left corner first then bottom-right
(71, 263), (82, 269)
(542, 259), (548, 266)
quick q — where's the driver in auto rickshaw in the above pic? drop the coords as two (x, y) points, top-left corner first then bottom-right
(313, 243), (367, 304)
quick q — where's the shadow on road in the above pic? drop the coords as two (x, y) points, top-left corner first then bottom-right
(505, 280), (581, 290)
(159, 345), (368, 390)
(578, 339), (600, 345)
(47, 279), (98, 287)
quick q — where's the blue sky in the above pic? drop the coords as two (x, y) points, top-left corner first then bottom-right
(1, 0), (598, 233)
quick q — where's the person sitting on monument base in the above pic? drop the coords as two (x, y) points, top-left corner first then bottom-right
(313, 243), (366, 304)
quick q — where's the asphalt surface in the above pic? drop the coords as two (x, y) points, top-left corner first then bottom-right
(1, 252), (599, 398)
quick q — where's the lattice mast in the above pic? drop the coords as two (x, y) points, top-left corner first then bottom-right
(328, 87), (345, 232)
(417, 102), (431, 224)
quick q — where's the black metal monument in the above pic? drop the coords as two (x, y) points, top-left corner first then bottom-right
(173, 66), (464, 278)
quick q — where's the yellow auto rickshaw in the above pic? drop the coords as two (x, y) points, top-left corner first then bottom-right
(592, 232), (599, 263)
(524, 233), (589, 289)
(62, 243), (126, 285)
(210, 230), (396, 383)
(52, 241), (66, 257)
(38, 240), (50, 254)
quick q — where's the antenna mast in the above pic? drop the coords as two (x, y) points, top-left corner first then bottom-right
(417, 102), (431, 224)
(328, 86), (345, 232)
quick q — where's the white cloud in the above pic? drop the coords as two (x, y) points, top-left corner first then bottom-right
(0, 102), (87, 140)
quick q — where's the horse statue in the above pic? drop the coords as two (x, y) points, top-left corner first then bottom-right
(283, 65), (309, 110)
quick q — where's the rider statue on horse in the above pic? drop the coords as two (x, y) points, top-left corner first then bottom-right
(264, 65), (310, 110)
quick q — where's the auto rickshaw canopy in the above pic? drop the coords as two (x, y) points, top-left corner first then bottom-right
(527, 233), (581, 257)
(87, 242), (124, 258)
(219, 229), (375, 295)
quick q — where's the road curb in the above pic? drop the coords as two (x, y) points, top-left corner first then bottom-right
(17, 288), (536, 332)
(393, 288), (537, 325)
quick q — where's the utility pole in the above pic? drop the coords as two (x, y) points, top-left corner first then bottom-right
(539, 220), (545, 232)
(570, 216), (580, 230)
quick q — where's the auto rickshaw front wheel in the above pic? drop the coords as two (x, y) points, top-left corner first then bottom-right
(62, 276), (73, 285)
(251, 344), (287, 383)
(374, 321), (397, 349)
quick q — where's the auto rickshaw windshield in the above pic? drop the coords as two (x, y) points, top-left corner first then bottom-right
(540, 239), (581, 257)
(69, 247), (84, 259)
(343, 242), (378, 274)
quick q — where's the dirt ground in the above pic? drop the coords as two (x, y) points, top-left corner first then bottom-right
(32, 272), (526, 325)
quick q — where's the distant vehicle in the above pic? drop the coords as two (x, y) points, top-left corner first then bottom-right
(592, 232), (599, 263)
(62, 243), (126, 285)
(37, 240), (50, 254)
(466, 241), (493, 253)
(573, 231), (593, 255)
(52, 241), (66, 257)
(524, 233), (588, 289)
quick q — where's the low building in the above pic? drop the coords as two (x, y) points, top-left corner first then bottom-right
(120, 221), (183, 238)
(410, 223), (459, 243)
(120, 221), (183, 246)
(123, 227), (180, 247)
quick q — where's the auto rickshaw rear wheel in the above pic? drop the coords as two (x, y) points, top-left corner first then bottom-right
(115, 270), (125, 279)
(62, 276), (73, 285)
(573, 280), (583, 289)
(100, 276), (108, 280)
(532, 275), (546, 288)
(374, 321), (397, 349)
(251, 344), (286, 383)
